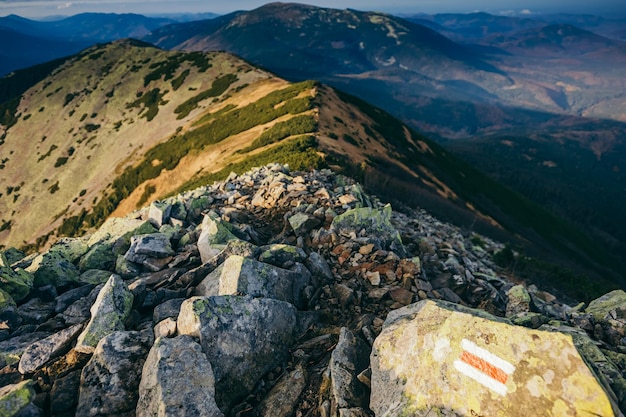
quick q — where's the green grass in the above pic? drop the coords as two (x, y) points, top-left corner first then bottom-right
(174, 74), (238, 119)
(240, 114), (317, 153)
(126, 88), (167, 121)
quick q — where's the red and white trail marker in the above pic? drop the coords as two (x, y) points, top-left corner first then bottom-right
(453, 338), (516, 396)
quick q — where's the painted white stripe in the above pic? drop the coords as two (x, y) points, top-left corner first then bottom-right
(454, 360), (509, 396)
(460, 339), (515, 375)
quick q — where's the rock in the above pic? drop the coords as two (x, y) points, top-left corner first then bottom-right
(50, 370), (81, 416)
(136, 335), (223, 417)
(194, 255), (303, 306)
(153, 318), (177, 339)
(2, 248), (26, 266)
(75, 275), (133, 354)
(1, 252), (34, 302)
(329, 328), (370, 414)
(115, 254), (142, 279)
(506, 284), (532, 317)
(288, 212), (321, 236)
(48, 238), (89, 263)
(306, 251), (334, 283)
(124, 233), (175, 265)
(587, 290), (626, 322)
(77, 330), (153, 416)
(86, 217), (156, 248)
(0, 332), (51, 368)
(177, 295), (297, 408)
(0, 380), (35, 417)
(257, 366), (307, 417)
(330, 204), (405, 256)
(371, 300), (619, 416)
(78, 243), (117, 273)
(153, 298), (186, 324)
(148, 201), (172, 229)
(18, 324), (83, 374)
(388, 287), (413, 306)
(258, 244), (307, 267)
(197, 215), (241, 263)
(0, 288), (19, 330)
(78, 269), (114, 285)
(25, 251), (80, 288)
(58, 284), (102, 325)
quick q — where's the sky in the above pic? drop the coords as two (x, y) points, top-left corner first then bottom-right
(1, 0), (625, 19)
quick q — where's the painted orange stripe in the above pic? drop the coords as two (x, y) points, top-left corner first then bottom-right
(460, 350), (509, 385)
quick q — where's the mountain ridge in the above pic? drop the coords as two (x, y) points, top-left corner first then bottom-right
(0, 41), (623, 291)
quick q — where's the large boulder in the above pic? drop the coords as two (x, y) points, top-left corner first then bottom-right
(177, 295), (297, 408)
(136, 335), (223, 417)
(75, 275), (133, 353)
(371, 299), (620, 416)
(77, 330), (153, 416)
(194, 255), (305, 306)
(124, 233), (175, 268)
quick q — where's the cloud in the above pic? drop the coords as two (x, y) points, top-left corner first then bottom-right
(57, 2), (72, 9)
(520, 8), (534, 14)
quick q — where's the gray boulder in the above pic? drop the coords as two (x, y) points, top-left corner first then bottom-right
(136, 335), (223, 417)
(124, 233), (174, 265)
(75, 275), (133, 353)
(329, 328), (370, 414)
(77, 330), (153, 416)
(148, 200), (172, 229)
(194, 255), (303, 306)
(288, 212), (321, 236)
(26, 251), (80, 288)
(18, 324), (83, 374)
(177, 295), (297, 408)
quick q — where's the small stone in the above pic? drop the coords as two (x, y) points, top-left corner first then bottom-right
(365, 271), (380, 286)
(389, 287), (413, 306)
(18, 324), (83, 374)
(154, 318), (177, 339)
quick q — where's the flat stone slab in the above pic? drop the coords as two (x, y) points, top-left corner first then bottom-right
(371, 299), (619, 417)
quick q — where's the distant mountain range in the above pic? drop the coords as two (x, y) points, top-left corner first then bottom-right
(0, 13), (178, 75)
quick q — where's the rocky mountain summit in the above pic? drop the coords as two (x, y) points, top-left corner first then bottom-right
(1, 163), (626, 416)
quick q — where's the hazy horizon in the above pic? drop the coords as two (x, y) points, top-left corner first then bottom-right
(1, 0), (626, 19)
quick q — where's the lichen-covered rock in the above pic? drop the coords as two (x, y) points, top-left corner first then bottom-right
(75, 275), (133, 353)
(77, 330), (153, 417)
(48, 237), (89, 263)
(331, 204), (405, 256)
(0, 287), (19, 330)
(78, 269), (114, 285)
(1, 248), (26, 266)
(0, 380), (35, 417)
(78, 243), (117, 273)
(1, 252), (34, 302)
(197, 215), (242, 264)
(194, 255), (303, 305)
(258, 244), (307, 267)
(177, 295), (297, 408)
(86, 217), (157, 248)
(371, 299), (619, 416)
(587, 290), (626, 321)
(25, 251), (80, 288)
(506, 284), (532, 317)
(288, 212), (321, 236)
(136, 335), (223, 417)
(18, 324), (83, 374)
